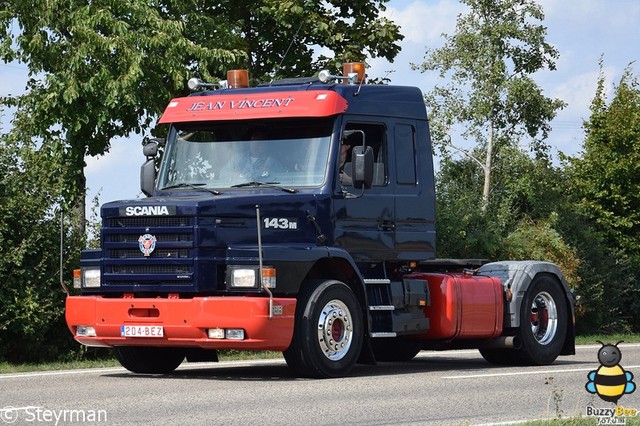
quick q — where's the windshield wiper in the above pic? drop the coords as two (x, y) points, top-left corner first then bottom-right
(161, 183), (222, 195)
(230, 181), (298, 193)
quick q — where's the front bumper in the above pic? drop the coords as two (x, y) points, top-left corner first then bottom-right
(65, 295), (296, 351)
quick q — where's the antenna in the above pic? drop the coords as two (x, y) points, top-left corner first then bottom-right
(269, 21), (304, 84)
(255, 205), (273, 319)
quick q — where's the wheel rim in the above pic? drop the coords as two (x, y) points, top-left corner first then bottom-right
(317, 299), (353, 361)
(529, 291), (558, 345)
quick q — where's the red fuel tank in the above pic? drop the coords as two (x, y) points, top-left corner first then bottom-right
(408, 272), (504, 340)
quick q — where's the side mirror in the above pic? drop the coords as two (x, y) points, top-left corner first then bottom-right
(143, 137), (164, 157)
(140, 159), (156, 197)
(351, 145), (374, 189)
(143, 142), (158, 158)
(140, 139), (161, 197)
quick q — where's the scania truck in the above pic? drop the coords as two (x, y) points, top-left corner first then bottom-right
(66, 63), (575, 378)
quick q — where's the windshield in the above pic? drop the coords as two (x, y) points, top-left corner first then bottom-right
(157, 118), (334, 190)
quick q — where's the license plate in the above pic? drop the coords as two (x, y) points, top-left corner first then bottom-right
(121, 325), (164, 338)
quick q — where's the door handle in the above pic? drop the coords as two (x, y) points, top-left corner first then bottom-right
(379, 220), (395, 231)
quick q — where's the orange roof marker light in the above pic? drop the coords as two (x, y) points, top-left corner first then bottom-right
(318, 62), (367, 85)
(186, 69), (250, 92)
(227, 69), (249, 88)
(343, 62), (366, 84)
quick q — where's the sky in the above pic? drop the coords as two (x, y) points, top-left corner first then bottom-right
(1, 0), (639, 212)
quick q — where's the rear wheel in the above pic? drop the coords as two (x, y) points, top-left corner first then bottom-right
(113, 346), (185, 374)
(283, 280), (363, 378)
(517, 274), (568, 365)
(480, 274), (567, 366)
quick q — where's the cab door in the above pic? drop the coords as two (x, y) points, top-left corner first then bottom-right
(392, 121), (436, 261)
(333, 121), (395, 262)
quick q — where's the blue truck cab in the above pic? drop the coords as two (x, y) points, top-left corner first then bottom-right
(66, 64), (574, 378)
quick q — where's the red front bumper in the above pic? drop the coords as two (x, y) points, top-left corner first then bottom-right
(65, 295), (297, 351)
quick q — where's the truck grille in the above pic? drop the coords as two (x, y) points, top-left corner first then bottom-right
(102, 215), (195, 287)
(108, 248), (190, 259)
(107, 265), (193, 274)
(108, 217), (191, 228)
(106, 233), (191, 243)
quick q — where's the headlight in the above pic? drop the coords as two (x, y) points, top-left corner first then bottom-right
(82, 267), (101, 288)
(230, 268), (257, 288)
(226, 266), (276, 289)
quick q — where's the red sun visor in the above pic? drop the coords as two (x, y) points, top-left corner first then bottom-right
(158, 90), (348, 124)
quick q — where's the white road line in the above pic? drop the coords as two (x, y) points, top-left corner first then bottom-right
(443, 365), (640, 380)
(577, 343), (640, 349)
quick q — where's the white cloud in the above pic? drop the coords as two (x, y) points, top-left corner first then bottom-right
(383, 0), (464, 45)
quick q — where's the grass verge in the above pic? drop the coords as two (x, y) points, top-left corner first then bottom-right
(576, 334), (640, 345)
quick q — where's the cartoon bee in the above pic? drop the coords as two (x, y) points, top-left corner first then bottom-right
(586, 341), (636, 403)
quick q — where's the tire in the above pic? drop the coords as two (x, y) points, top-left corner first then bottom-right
(283, 280), (364, 378)
(516, 274), (568, 365)
(481, 275), (568, 366)
(371, 337), (423, 362)
(113, 346), (185, 374)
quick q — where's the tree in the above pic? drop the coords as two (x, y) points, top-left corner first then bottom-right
(571, 64), (640, 261)
(1, 0), (402, 225)
(566, 64), (640, 333)
(0, 0), (242, 227)
(415, 0), (565, 211)
(226, 0), (403, 83)
(0, 132), (85, 362)
(436, 144), (571, 262)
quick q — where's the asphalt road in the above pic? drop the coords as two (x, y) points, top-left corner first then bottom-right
(1, 344), (639, 425)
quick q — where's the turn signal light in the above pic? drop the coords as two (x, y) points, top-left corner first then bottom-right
(261, 266), (276, 288)
(73, 269), (81, 289)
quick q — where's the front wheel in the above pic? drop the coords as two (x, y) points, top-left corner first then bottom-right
(113, 346), (185, 374)
(283, 280), (364, 378)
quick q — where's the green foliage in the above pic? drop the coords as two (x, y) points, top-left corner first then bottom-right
(436, 146), (571, 259)
(435, 152), (502, 258)
(0, 0), (243, 213)
(0, 134), (84, 362)
(504, 215), (581, 289)
(570, 65), (640, 262)
(416, 0), (565, 210)
(237, 0), (403, 82)
(564, 64), (640, 333)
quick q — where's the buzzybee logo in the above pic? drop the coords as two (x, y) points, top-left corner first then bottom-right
(586, 341), (636, 404)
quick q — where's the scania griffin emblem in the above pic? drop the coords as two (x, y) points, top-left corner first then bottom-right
(138, 234), (157, 257)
